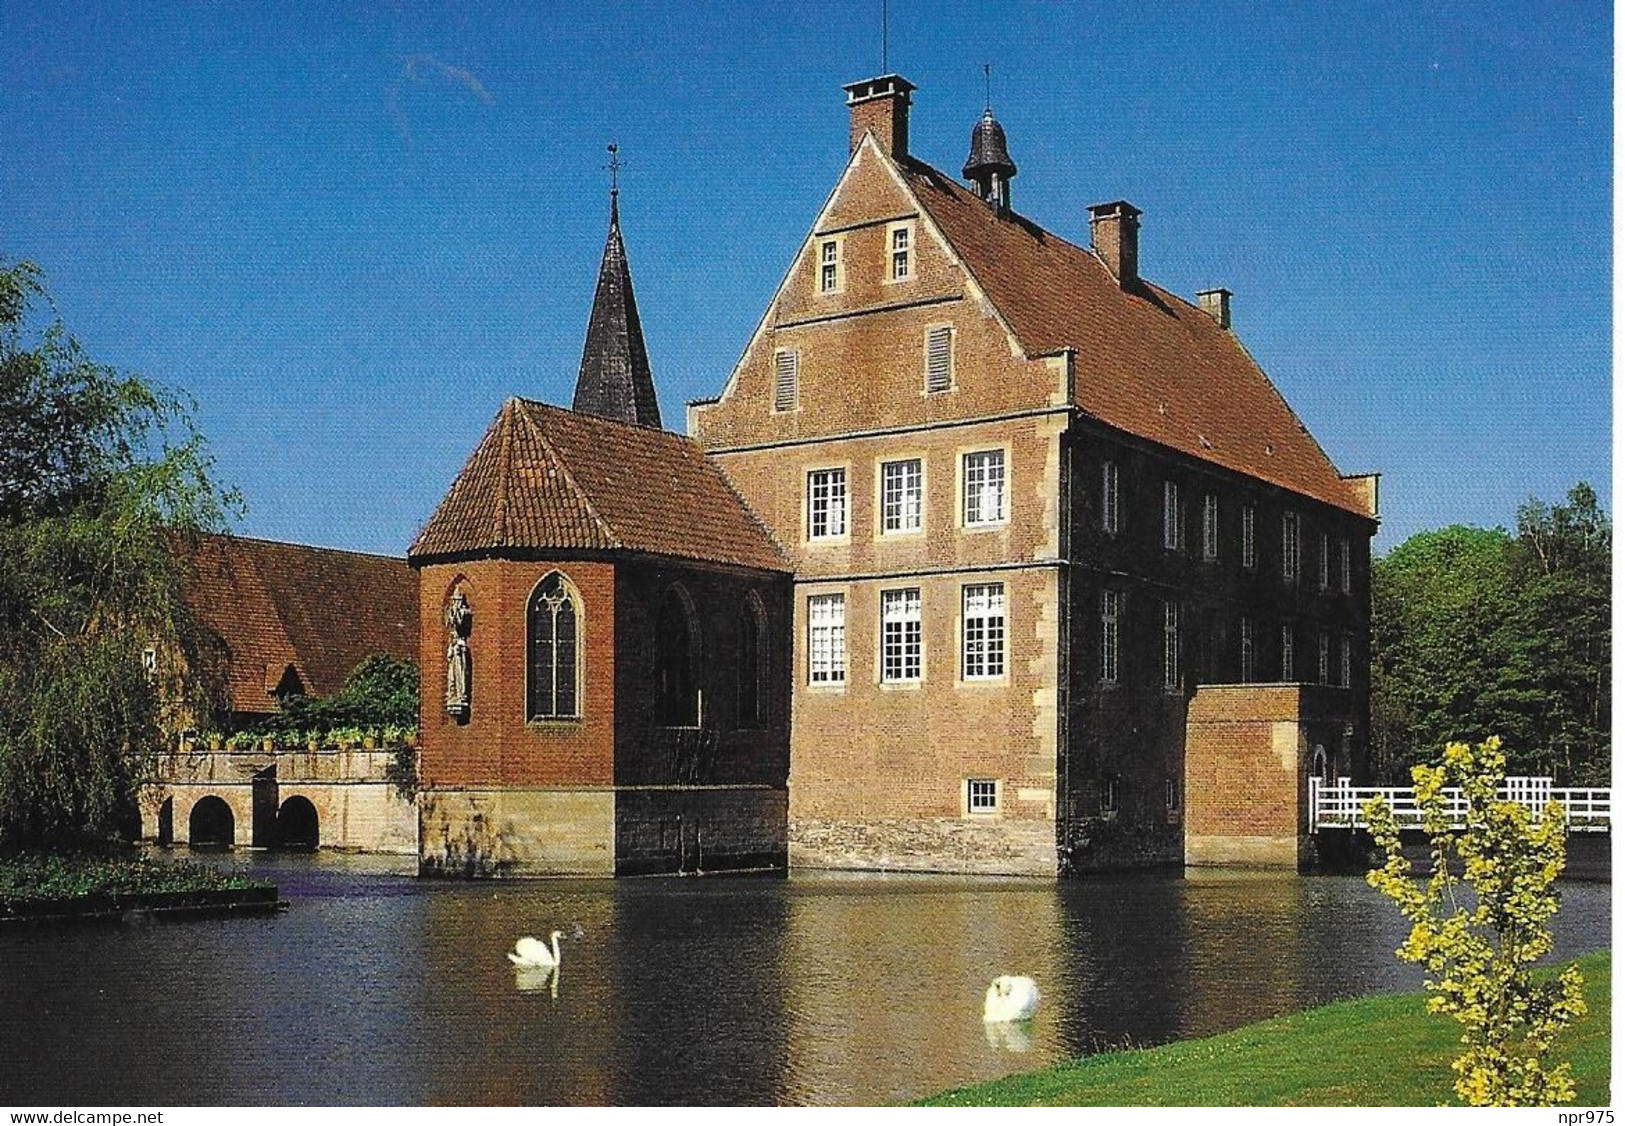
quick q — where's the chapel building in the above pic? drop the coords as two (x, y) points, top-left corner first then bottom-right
(689, 76), (1379, 874)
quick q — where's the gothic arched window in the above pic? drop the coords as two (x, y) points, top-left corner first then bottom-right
(657, 585), (700, 727)
(527, 572), (580, 720)
(737, 594), (767, 727)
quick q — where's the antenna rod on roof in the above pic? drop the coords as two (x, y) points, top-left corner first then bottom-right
(983, 63), (992, 112)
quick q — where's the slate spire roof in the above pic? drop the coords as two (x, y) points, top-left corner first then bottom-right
(571, 190), (662, 428)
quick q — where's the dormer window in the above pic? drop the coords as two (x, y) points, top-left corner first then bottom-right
(818, 238), (842, 294)
(889, 223), (913, 280)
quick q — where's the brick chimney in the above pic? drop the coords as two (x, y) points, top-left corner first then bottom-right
(1197, 288), (1232, 330)
(1089, 200), (1142, 288)
(844, 74), (915, 158)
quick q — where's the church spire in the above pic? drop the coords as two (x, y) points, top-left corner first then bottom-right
(572, 144), (662, 429)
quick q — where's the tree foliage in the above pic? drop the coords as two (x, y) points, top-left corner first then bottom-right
(1365, 737), (1586, 1106)
(0, 258), (237, 851)
(250, 653), (420, 735)
(1370, 486), (1610, 782)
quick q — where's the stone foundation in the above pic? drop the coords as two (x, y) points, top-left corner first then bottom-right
(419, 788), (616, 877)
(789, 817), (1057, 876)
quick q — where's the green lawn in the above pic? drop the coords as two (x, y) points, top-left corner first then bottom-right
(924, 949), (1610, 1107)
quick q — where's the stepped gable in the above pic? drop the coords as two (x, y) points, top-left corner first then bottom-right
(187, 534), (418, 714)
(898, 158), (1368, 517)
(571, 192), (662, 428)
(410, 398), (789, 572)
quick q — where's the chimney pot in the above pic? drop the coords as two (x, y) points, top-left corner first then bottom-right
(1088, 200), (1142, 289)
(1197, 288), (1232, 330)
(843, 74), (915, 159)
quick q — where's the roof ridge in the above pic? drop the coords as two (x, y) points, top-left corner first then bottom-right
(202, 530), (408, 563)
(490, 399), (517, 548)
(517, 401), (622, 549)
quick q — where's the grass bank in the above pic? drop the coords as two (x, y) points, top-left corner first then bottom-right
(925, 949), (1610, 1106)
(0, 852), (267, 902)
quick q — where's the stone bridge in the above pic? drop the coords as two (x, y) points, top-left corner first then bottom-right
(141, 745), (416, 854)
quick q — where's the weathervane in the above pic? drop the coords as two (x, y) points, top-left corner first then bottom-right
(983, 63), (993, 113)
(605, 142), (622, 198)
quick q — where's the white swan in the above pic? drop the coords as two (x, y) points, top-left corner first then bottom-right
(509, 931), (562, 969)
(983, 975), (1041, 1023)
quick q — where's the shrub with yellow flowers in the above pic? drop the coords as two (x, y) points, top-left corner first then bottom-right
(1365, 736), (1587, 1107)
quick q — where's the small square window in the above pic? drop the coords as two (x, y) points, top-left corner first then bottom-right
(967, 778), (998, 813)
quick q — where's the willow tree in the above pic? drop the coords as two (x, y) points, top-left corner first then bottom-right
(0, 258), (237, 850)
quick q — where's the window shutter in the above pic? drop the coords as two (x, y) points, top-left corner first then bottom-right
(925, 327), (952, 392)
(773, 350), (798, 412)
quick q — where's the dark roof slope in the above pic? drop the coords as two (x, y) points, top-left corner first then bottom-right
(572, 194), (663, 428)
(186, 534), (418, 715)
(411, 399), (789, 572)
(900, 159), (1369, 517)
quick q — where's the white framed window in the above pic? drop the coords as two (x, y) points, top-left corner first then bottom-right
(1100, 589), (1121, 685)
(889, 223), (912, 280)
(818, 238), (842, 293)
(1340, 634), (1353, 688)
(772, 350), (799, 413)
(807, 593), (846, 685)
(1318, 630), (1331, 685)
(1282, 511), (1301, 585)
(925, 325), (953, 393)
(1242, 504), (1257, 569)
(1280, 623), (1295, 681)
(967, 778), (998, 813)
(1202, 494), (1220, 561)
(880, 458), (923, 534)
(1163, 600), (1181, 691)
(1101, 461), (1120, 534)
(1163, 481), (1183, 551)
(881, 588), (922, 683)
(1240, 616), (1256, 682)
(1318, 532), (1331, 590)
(807, 468), (848, 540)
(1340, 537), (1352, 594)
(962, 582), (1006, 679)
(962, 450), (1007, 527)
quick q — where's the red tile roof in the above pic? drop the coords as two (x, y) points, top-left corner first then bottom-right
(900, 159), (1370, 517)
(410, 399), (790, 572)
(186, 534), (419, 715)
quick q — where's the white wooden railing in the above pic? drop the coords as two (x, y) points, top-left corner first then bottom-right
(1309, 776), (1611, 833)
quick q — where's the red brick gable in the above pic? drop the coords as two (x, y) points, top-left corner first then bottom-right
(411, 399), (790, 573)
(187, 534), (418, 715)
(900, 159), (1370, 517)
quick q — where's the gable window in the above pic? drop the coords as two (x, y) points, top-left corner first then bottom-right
(527, 572), (580, 721)
(962, 582), (1006, 679)
(737, 597), (766, 727)
(1242, 504), (1257, 569)
(818, 238), (842, 293)
(1101, 461), (1120, 534)
(772, 350), (799, 413)
(925, 326), (953, 393)
(1202, 494), (1220, 561)
(1318, 629), (1331, 685)
(880, 458), (923, 534)
(1340, 537), (1352, 594)
(967, 778), (998, 814)
(1319, 532), (1331, 590)
(963, 450), (1007, 527)
(890, 224), (912, 280)
(807, 593), (846, 685)
(1163, 481), (1184, 551)
(1282, 511), (1301, 585)
(1240, 616), (1256, 682)
(657, 586), (700, 727)
(1100, 589), (1121, 685)
(807, 467), (848, 540)
(1340, 634), (1353, 689)
(881, 588), (922, 683)
(1280, 622), (1296, 681)
(1163, 600), (1181, 691)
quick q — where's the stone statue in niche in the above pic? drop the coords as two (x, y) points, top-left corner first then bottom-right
(445, 590), (472, 721)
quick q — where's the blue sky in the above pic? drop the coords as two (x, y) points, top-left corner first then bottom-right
(0, 2), (1610, 554)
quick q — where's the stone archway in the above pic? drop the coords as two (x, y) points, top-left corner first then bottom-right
(274, 795), (319, 850)
(188, 795), (235, 848)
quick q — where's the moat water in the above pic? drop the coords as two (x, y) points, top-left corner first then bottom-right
(0, 853), (1610, 1106)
